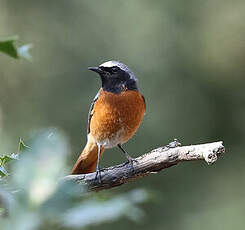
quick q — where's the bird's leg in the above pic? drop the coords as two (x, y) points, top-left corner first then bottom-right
(118, 144), (138, 165)
(95, 143), (102, 183)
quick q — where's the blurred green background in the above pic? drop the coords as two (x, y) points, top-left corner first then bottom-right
(0, 0), (245, 229)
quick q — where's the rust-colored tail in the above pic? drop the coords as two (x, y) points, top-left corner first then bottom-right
(71, 136), (105, 174)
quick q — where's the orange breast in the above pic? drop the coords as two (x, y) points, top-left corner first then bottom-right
(90, 89), (145, 148)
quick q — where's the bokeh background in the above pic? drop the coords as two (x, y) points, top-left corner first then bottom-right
(1, 0), (245, 229)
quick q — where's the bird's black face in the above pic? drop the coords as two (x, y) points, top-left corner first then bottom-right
(88, 61), (138, 94)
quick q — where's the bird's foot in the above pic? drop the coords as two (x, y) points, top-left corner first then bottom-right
(95, 167), (102, 183)
(167, 138), (181, 148)
(127, 156), (138, 172)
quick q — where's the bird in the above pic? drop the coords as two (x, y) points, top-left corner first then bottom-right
(71, 60), (146, 179)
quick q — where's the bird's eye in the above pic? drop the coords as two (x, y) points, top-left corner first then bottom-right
(111, 67), (118, 73)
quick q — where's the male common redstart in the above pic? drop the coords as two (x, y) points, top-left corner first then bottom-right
(71, 61), (145, 178)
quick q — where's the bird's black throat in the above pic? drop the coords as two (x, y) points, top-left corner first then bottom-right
(101, 77), (138, 94)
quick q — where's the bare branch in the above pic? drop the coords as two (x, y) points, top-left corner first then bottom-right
(63, 141), (225, 191)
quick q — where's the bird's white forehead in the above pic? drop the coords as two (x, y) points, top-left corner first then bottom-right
(99, 60), (117, 68)
(99, 60), (136, 80)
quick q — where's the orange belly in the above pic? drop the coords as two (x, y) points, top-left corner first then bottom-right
(90, 89), (145, 148)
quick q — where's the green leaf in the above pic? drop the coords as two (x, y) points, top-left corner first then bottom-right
(0, 166), (8, 177)
(0, 35), (19, 59)
(0, 36), (32, 60)
(0, 153), (19, 174)
(0, 153), (19, 164)
(18, 139), (29, 153)
(0, 139), (28, 178)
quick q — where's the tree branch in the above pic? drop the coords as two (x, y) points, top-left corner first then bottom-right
(63, 141), (225, 191)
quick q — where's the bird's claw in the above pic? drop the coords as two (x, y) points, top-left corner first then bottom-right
(127, 157), (138, 172)
(95, 168), (102, 183)
(167, 138), (181, 148)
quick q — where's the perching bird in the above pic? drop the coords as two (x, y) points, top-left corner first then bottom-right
(71, 60), (145, 179)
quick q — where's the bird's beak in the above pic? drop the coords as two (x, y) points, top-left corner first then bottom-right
(88, 66), (103, 74)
